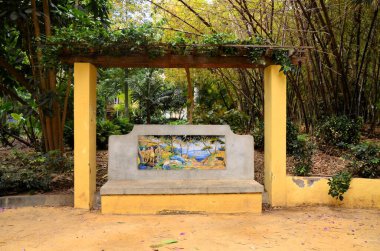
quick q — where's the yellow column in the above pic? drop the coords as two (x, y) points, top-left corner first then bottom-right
(264, 65), (287, 206)
(74, 63), (97, 209)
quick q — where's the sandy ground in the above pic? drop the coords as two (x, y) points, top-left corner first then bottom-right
(0, 206), (379, 251)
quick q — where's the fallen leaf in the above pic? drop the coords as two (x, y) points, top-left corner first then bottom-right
(150, 239), (178, 248)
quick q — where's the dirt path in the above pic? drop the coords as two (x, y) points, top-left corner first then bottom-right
(0, 206), (379, 251)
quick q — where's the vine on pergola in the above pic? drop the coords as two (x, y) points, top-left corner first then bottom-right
(43, 23), (308, 73)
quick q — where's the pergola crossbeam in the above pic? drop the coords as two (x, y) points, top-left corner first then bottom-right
(62, 55), (267, 68)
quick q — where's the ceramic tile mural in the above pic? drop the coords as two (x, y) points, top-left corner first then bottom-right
(138, 135), (226, 170)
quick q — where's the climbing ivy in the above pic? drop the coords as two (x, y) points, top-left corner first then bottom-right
(327, 171), (352, 201)
(272, 50), (295, 74)
(42, 18), (296, 73)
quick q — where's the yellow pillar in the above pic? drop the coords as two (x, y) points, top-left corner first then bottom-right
(74, 63), (97, 209)
(264, 65), (287, 206)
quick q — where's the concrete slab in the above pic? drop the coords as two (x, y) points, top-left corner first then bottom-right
(100, 179), (263, 195)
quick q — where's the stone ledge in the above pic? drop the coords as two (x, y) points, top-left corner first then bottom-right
(0, 194), (73, 208)
(100, 179), (263, 195)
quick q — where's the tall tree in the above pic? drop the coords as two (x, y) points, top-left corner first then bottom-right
(0, 0), (110, 151)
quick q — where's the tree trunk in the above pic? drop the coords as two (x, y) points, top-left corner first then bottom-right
(185, 68), (194, 124)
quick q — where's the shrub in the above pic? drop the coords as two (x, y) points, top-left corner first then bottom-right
(252, 120), (264, 151)
(0, 150), (73, 196)
(251, 120), (308, 154)
(348, 143), (380, 178)
(328, 171), (352, 201)
(0, 165), (50, 196)
(193, 105), (250, 134)
(287, 120), (300, 155)
(113, 117), (134, 134)
(292, 135), (314, 176)
(316, 116), (362, 148)
(222, 109), (250, 134)
(96, 120), (121, 150)
(168, 119), (187, 125)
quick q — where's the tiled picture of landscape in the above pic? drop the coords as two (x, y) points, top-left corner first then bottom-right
(138, 135), (226, 170)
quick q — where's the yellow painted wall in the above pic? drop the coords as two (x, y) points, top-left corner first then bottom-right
(102, 194), (262, 214)
(264, 65), (287, 206)
(74, 63), (97, 209)
(286, 176), (380, 209)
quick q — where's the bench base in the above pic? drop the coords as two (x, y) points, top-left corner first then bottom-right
(101, 193), (262, 214)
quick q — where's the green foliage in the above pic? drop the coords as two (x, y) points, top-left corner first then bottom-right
(292, 135), (314, 176)
(113, 117), (134, 134)
(0, 100), (40, 148)
(96, 120), (121, 150)
(168, 119), (187, 125)
(328, 171), (352, 201)
(0, 150), (73, 196)
(247, 35), (266, 65)
(316, 116), (362, 149)
(272, 49), (294, 73)
(169, 33), (188, 54)
(348, 143), (380, 178)
(65, 117), (133, 150)
(287, 120), (300, 155)
(223, 109), (250, 134)
(129, 69), (167, 123)
(45, 20), (295, 71)
(285, 121), (314, 176)
(252, 120), (264, 151)
(250, 121), (315, 175)
(44, 19), (163, 66)
(193, 104), (250, 134)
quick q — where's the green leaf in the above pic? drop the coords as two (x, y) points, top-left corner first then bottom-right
(150, 239), (178, 248)
(162, 239), (178, 244)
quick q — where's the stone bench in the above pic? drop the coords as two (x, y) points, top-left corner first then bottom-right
(100, 125), (263, 214)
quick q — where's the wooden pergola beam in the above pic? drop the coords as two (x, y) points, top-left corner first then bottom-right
(61, 55), (269, 68)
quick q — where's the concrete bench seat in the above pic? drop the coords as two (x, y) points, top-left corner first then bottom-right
(101, 179), (263, 195)
(100, 125), (263, 214)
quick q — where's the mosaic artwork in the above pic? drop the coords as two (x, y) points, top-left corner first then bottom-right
(138, 135), (226, 170)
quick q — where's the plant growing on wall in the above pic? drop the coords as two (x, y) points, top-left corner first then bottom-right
(327, 171), (352, 201)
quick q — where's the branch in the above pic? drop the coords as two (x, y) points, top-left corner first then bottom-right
(0, 125), (33, 147)
(147, 0), (203, 34)
(0, 82), (39, 117)
(176, 0), (216, 33)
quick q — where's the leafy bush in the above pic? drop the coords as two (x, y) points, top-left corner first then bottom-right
(292, 135), (314, 176)
(113, 117), (134, 134)
(0, 165), (50, 196)
(348, 143), (380, 178)
(316, 116), (362, 149)
(0, 150), (73, 196)
(285, 121), (315, 176)
(222, 109), (250, 134)
(328, 171), (352, 201)
(168, 119), (187, 125)
(287, 120), (300, 155)
(193, 105), (250, 134)
(252, 120), (264, 151)
(65, 118), (133, 149)
(251, 120), (310, 155)
(96, 120), (121, 150)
